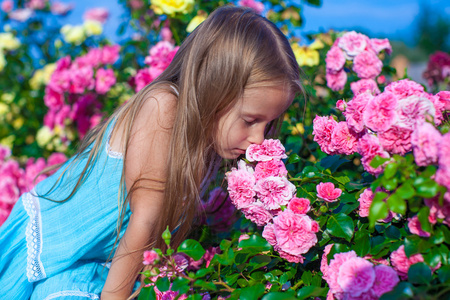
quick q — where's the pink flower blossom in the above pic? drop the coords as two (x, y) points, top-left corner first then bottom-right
(436, 91), (450, 111)
(95, 68), (116, 94)
(337, 257), (375, 297)
(438, 132), (450, 170)
(134, 68), (152, 92)
(326, 69), (347, 91)
(43, 86), (64, 109)
(288, 197), (310, 215)
(255, 176), (295, 210)
(358, 188), (373, 218)
(1, 0), (13, 13)
(338, 31), (368, 58)
(327, 251), (358, 293)
(390, 245), (424, 280)
(344, 93), (373, 133)
(357, 134), (389, 175)
(56, 56), (71, 71)
(407, 215), (430, 237)
(101, 45), (120, 65)
(26, 0), (47, 10)
(72, 94), (102, 138)
(47, 153), (67, 168)
(241, 201), (273, 226)
(411, 122), (441, 166)
(75, 48), (102, 68)
(353, 50), (383, 79)
(336, 100), (347, 111)
(368, 265), (399, 298)
(276, 247), (305, 263)
(203, 247), (221, 268)
(273, 210), (317, 256)
(422, 92), (444, 125)
(246, 139), (287, 162)
(238, 0), (265, 14)
(378, 125), (413, 156)
(226, 167), (256, 210)
(160, 27), (172, 42)
(253, 159), (287, 180)
(48, 69), (71, 93)
(83, 7), (109, 23)
(316, 182), (342, 202)
(350, 79), (380, 96)
(50, 1), (73, 15)
(262, 223), (277, 246)
(369, 38), (392, 55)
(69, 66), (95, 94)
(385, 79), (424, 99)
(363, 91), (398, 132)
(425, 196), (450, 226)
(321, 244), (334, 281)
(326, 46), (346, 73)
(145, 41), (178, 75)
(313, 116), (338, 154)
(9, 8), (33, 21)
(377, 75), (386, 84)
(22, 157), (48, 192)
(331, 121), (359, 155)
(395, 95), (436, 130)
(143, 250), (159, 265)
(0, 145), (11, 161)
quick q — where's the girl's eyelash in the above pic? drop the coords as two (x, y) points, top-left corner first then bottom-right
(244, 119), (257, 125)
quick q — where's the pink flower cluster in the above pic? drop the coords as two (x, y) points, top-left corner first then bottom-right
(44, 45), (119, 138)
(325, 31), (391, 91)
(389, 245), (440, 280)
(313, 78), (449, 176)
(3, 0), (74, 20)
(357, 188), (395, 223)
(0, 146), (67, 226)
(134, 41), (179, 92)
(322, 250), (399, 300)
(226, 139), (318, 263)
(237, 0), (265, 14)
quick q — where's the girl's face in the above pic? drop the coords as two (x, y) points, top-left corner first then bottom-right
(214, 85), (293, 159)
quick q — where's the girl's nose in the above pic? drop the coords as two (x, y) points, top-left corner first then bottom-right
(248, 127), (265, 145)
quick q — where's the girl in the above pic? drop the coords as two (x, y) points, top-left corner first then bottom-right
(0, 5), (302, 299)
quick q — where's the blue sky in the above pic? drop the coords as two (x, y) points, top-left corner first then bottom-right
(60, 0), (450, 45)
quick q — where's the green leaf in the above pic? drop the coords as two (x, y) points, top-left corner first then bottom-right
(385, 225), (401, 240)
(381, 176), (398, 191)
(417, 206), (432, 233)
(387, 193), (406, 215)
(326, 213), (354, 242)
(195, 267), (214, 278)
(216, 248), (235, 266)
(220, 239), (232, 251)
(437, 265), (450, 283)
(370, 155), (390, 168)
(301, 271), (313, 286)
(171, 277), (190, 294)
(138, 286), (156, 300)
(249, 255), (272, 270)
(414, 177), (439, 198)
(369, 193), (389, 227)
(194, 279), (217, 291)
(225, 273), (240, 286)
(240, 283), (265, 300)
(238, 235), (272, 252)
(396, 181), (416, 199)
(318, 155), (349, 172)
(384, 163), (398, 179)
(156, 277), (170, 292)
(304, 0), (322, 7)
(262, 291), (297, 300)
(408, 262), (432, 284)
(354, 233), (371, 257)
(423, 246), (442, 268)
(288, 153), (301, 164)
(297, 286), (328, 299)
(301, 166), (319, 178)
(379, 282), (414, 300)
(177, 239), (206, 261)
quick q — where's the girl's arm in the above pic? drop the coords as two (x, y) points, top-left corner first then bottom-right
(101, 90), (177, 299)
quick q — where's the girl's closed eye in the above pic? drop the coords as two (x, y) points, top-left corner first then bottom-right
(243, 118), (257, 126)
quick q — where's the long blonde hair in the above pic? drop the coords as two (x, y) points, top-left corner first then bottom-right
(42, 4), (302, 291)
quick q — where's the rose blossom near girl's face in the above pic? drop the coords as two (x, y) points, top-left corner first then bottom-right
(215, 86), (293, 159)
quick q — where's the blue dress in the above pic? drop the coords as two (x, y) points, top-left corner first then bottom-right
(0, 121), (131, 299)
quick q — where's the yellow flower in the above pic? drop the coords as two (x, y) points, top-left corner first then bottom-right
(61, 24), (86, 45)
(0, 102), (9, 115)
(30, 64), (57, 90)
(36, 126), (54, 147)
(290, 122), (305, 135)
(151, 0), (194, 16)
(0, 32), (21, 51)
(186, 14), (207, 33)
(291, 43), (319, 67)
(0, 53), (5, 72)
(309, 39), (324, 50)
(12, 117), (24, 129)
(0, 135), (14, 149)
(1, 93), (14, 103)
(83, 20), (103, 37)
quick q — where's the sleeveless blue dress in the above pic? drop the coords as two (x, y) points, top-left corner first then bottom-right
(0, 121), (131, 299)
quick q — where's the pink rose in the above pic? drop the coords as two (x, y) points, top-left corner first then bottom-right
(1, 0), (13, 13)
(436, 91), (450, 111)
(344, 93), (373, 133)
(363, 91), (398, 132)
(273, 210), (317, 256)
(327, 251), (358, 293)
(338, 31), (368, 58)
(288, 197), (310, 215)
(350, 79), (380, 96)
(253, 159), (287, 181)
(378, 125), (413, 156)
(316, 182), (342, 202)
(353, 50), (383, 79)
(83, 7), (109, 23)
(326, 69), (347, 91)
(143, 250), (159, 265)
(411, 122), (441, 166)
(226, 167), (256, 210)
(438, 132), (450, 170)
(203, 246), (221, 268)
(321, 244), (334, 281)
(134, 68), (153, 92)
(390, 245), (424, 280)
(262, 223), (277, 246)
(313, 116), (338, 154)
(241, 201), (273, 226)
(0, 145), (11, 161)
(69, 65), (95, 94)
(101, 45), (120, 65)
(370, 264), (399, 298)
(395, 95), (436, 130)
(422, 92), (444, 125)
(385, 79), (424, 99)
(50, 1), (73, 15)
(425, 196), (450, 226)
(336, 100), (347, 111)
(160, 27), (172, 42)
(75, 48), (102, 68)
(357, 134), (389, 175)
(255, 176), (295, 210)
(43, 86), (64, 109)
(276, 247), (305, 263)
(369, 38), (392, 55)
(331, 121), (359, 155)
(47, 153), (67, 168)
(326, 46), (346, 73)
(48, 69), (71, 93)
(407, 215), (430, 237)
(357, 188), (373, 218)
(246, 139), (287, 162)
(337, 257), (375, 297)
(238, 0), (265, 14)
(95, 68), (116, 94)
(145, 41), (178, 71)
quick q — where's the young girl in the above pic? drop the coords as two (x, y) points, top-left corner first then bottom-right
(0, 5), (302, 299)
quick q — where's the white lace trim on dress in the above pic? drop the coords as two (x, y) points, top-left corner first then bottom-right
(43, 291), (100, 300)
(23, 190), (47, 282)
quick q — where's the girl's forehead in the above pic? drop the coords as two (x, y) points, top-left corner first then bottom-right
(239, 86), (293, 116)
